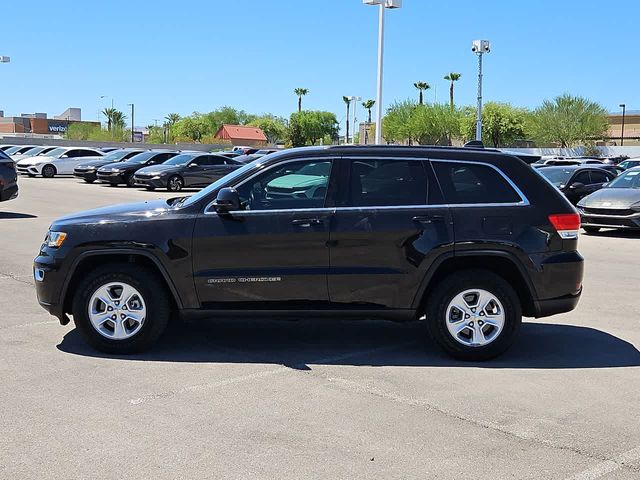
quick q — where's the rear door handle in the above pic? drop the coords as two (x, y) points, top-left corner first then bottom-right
(412, 214), (444, 224)
(292, 218), (324, 227)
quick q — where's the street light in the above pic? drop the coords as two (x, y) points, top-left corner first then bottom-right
(128, 103), (135, 143)
(363, 0), (402, 145)
(472, 39), (491, 142)
(619, 103), (626, 147)
(349, 96), (362, 144)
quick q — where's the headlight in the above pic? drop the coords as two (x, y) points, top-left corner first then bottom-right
(47, 231), (68, 248)
(152, 175), (161, 180)
(111, 169), (121, 173)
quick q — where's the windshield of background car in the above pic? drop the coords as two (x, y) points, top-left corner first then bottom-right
(43, 147), (67, 158)
(5, 146), (27, 155)
(181, 157), (263, 207)
(126, 151), (157, 164)
(21, 147), (45, 156)
(607, 170), (640, 189)
(619, 160), (640, 170)
(103, 150), (134, 162)
(163, 154), (195, 166)
(537, 167), (574, 187)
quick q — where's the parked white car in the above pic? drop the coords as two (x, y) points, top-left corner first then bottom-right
(16, 147), (104, 177)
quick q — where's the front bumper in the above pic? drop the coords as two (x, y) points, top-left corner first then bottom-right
(133, 175), (167, 188)
(74, 169), (97, 181)
(580, 210), (640, 229)
(34, 254), (67, 323)
(16, 165), (41, 175)
(97, 172), (127, 184)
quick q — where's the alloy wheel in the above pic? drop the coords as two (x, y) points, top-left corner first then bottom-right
(87, 282), (147, 340)
(445, 289), (505, 347)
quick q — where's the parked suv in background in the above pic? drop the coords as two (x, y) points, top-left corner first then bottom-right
(0, 149), (18, 201)
(96, 150), (178, 186)
(34, 145), (584, 360)
(134, 152), (244, 191)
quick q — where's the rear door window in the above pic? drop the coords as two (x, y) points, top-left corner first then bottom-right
(433, 161), (522, 204)
(589, 170), (610, 184)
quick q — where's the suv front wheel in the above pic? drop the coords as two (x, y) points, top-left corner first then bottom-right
(426, 269), (522, 361)
(72, 264), (170, 354)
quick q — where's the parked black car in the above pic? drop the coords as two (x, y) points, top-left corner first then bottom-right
(74, 148), (146, 183)
(0, 149), (18, 201)
(536, 165), (616, 204)
(133, 152), (243, 191)
(34, 145), (583, 361)
(578, 166), (640, 232)
(96, 150), (178, 186)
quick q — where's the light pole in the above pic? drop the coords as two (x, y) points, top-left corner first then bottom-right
(363, 0), (402, 145)
(619, 104), (626, 146)
(472, 40), (491, 142)
(349, 96), (362, 144)
(128, 104), (135, 143)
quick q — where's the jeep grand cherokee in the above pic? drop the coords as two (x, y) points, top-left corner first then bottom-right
(34, 145), (583, 360)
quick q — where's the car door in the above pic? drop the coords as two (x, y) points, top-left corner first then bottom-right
(57, 149), (99, 174)
(565, 170), (593, 203)
(587, 169), (614, 195)
(182, 155), (207, 187)
(327, 157), (454, 310)
(199, 155), (237, 186)
(191, 157), (335, 309)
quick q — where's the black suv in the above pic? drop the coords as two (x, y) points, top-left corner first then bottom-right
(34, 146), (584, 360)
(0, 149), (18, 201)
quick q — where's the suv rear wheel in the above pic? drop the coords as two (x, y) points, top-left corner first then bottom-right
(425, 269), (521, 361)
(71, 264), (170, 354)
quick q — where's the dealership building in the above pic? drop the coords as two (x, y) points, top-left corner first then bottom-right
(0, 108), (99, 136)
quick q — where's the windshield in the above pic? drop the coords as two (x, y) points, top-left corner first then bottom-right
(43, 147), (67, 158)
(5, 146), (29, 155)
(20, 146), (45, 156)
(536, 167), (575, 187)
(163, 154), (195, 166)
(103, 150), (136, 162)
(126, 151), (157, 164)
(181, 158), (262, 207)
(619, 160), (640, 170)
(606, 170), (640, 189)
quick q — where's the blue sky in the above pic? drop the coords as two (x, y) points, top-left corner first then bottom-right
(1, 0), (638, 130)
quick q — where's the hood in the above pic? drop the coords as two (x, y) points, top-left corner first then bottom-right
(17, 155), (54, 166)
(98, 161), (143, 172)
(76, 157), (119, 169)
(579, 188), (640, 208)
(136, 164), (182, 175)
(52, 199), (174, 228)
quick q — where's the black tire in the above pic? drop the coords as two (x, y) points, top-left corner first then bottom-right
(42, 164), (56, 178)
(125, 175), (136, 187)
(425, 269), (522, 361)
(84, 176), (96, 184)
(145, 186), (155, 191)
(583, 226), (600, 234)
(167, 175), (184, 192)
(71, 263), (171, 354)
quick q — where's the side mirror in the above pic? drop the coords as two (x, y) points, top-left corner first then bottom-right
(569, 182), (585, 190)
(189, 163), (199, 168)
(213, 187), (241, 214)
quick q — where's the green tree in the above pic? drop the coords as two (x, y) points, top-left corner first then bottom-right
(288, 111), (339, 146)
(173, 114), (209, 142)
(111, 110), (127, 129)
(460, 102), (529, 148)
(164, 113), (181, 142)
(529, 94), (609, 147)
(203, 107), (255, 134)
(294, 88), (309, 112)
(413, 81), (430, 105)
(102, 107), (118, 132)
(362, 99), (375, 123)
(443, 73), (462, 109)
(248, 115), (288, 145)
(383, 100), (461, 145)
(382, 100), (415, 144)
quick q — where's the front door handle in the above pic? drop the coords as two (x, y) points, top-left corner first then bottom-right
(292, 218), (324, 227)
(412, 214), (444, 224)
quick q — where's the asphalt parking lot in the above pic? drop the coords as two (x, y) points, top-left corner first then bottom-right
(1, 176), (640, 480)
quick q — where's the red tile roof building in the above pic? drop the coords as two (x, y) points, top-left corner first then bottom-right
(215, 124), (268, 147)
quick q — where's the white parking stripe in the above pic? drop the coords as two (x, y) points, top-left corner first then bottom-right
(565, 446), (640, 480)
(128, 341), (415, 405)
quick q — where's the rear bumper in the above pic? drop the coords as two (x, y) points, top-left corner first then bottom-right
(534, 290), (581, 318)
(0, 183), (18, 201)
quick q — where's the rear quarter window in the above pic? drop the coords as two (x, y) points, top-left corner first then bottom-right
(433, 161), (523, 204)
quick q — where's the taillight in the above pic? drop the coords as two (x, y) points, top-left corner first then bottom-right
(548, 213), (580, 239)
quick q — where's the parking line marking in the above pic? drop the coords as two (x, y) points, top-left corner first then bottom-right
(128, 341), (415, 406)
(564, 446), (640, 480)
(0, 320), (59, 330)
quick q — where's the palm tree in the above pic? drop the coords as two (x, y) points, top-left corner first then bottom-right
(414, 81), (430, 105)
(165, 113), (181, 125)
(362, 99), (375, 123)
(102, 107), (118, 132)
(343, 96), (352, 144)
(294, 88), (309, 112)
(443, 73), (462, 109)
(111, 110), (126, 129)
